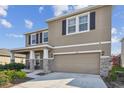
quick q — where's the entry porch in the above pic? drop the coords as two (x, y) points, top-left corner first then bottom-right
(10, 44), (54, 73)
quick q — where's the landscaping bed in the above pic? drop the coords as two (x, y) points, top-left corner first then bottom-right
(103, 66), (124, 88)
(37, 73), (46, 76)
(1, 77), (33, 88)
(0, 63), (31, 88)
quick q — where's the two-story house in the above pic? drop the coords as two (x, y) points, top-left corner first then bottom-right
(11, 5), (112, 75)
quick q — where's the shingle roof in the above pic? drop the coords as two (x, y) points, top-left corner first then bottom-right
(0, 48), (25, 58)
(24, 28), (48, 35)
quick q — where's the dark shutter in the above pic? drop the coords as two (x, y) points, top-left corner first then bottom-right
(36, 33), (39, 44)
(90, 12), (96, 30)
(62, 20), (66, 35)
(28, 35), (31, 45)
(40, 32), (42, 43)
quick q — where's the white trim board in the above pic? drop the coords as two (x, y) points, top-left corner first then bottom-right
(12, 41), (111, 51)
(54, 41), (111, 49)
(53, 50), (102, 55)
(12, 44), (53, 51)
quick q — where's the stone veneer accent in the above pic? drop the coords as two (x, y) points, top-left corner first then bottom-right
(100, 56), (112, 77)
(43, 59), (49, 73)
(30, 59), (35, 71)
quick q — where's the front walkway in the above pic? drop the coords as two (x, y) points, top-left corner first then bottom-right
(12, 72), (107, 88)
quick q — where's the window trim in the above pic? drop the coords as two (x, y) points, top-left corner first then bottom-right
(66, 12), (90, 35)
(31, 33), (37, 45)
(42, 31), (48, 44)
(66, 16), (76, 35)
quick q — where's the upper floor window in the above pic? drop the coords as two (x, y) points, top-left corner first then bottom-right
(43, 31), (48, 43)
(66, 12), (89, 35)
(79, 15), (88, 32)
(31, 34), (36, 45)
(67, 17), (76, 34)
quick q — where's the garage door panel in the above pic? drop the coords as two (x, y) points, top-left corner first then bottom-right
(52, 53), (100, 74)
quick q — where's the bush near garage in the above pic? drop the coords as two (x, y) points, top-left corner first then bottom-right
(107, 66), (124, 81)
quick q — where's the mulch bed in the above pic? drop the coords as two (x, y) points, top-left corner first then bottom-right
(25, 72), (31, 74)
(102, 77), (124, 88)
(37, 73), (46, 76)
(0, 77), (33, 88)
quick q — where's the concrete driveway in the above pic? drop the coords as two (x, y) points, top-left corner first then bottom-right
(12, 72), (107, 88)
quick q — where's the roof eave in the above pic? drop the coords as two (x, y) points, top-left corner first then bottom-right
(24, 28), (48, 35)
(46, 5), (106, 23)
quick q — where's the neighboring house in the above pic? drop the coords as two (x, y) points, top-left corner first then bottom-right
(0, 49), (25, 65)
(121, 38), (124, 67)
(11, 5), (112, 75)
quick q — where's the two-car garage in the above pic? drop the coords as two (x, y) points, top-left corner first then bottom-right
(51, 51), (100, 75)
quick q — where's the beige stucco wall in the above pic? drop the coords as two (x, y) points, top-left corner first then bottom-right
(0, 56), (25, 65)
(54, 43), (110, 56)
(51, 53), (100, 74)
(48, 6), (112, 56)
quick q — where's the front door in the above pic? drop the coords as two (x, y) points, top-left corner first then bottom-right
(35, 53), (42, 70)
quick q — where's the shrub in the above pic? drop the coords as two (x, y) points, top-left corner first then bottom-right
(3, 70), (17, 81)
(4, 63), (25, 71)
(107, 66), (124, 81)
(108, 70), (117, 81)
(0, 64), (4, 71)
(0, 70), (26, 87)
(112, 55), (121, 66)
(15, 71), (26, 79)
(0, 72), (9, 86)
(3, 70), (26, 81)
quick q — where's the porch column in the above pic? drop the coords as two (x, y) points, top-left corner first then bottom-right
(43, 48), (49, 73)
(29, 50), (35, 71)
(10, 51), (15, 63)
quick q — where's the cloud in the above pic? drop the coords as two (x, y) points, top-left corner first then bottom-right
(0, 5), (8, 17)
(39, 6), (44, 13)
(112, 27), (117, 35)
(0, 19), (12, 28)
(118, 27), (124, 36)
(52, 5), (69, 16)
(112, 36), (120, 43)
(25, 19), (33, 29)
(6, 33), (23, 38)
(52, 5), (88, 16)
(72, 5), (89, 10)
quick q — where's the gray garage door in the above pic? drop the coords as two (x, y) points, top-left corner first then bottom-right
(51, 53), (100, 74)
